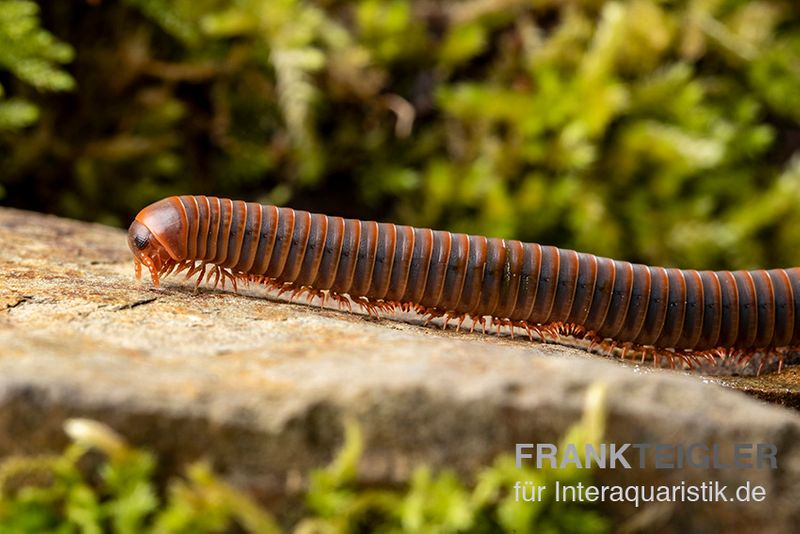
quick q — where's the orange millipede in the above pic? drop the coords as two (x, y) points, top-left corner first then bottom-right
(127, 195), (800, 375)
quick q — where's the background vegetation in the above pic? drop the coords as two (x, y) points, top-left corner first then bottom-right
(0, 383), (610, 532)
(1, 0), (800, 270)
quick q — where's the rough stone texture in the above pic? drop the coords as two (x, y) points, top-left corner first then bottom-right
(710, 369), (800, 410)
(2, 206), (800, 532)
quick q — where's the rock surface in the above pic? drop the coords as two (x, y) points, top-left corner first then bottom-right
(2, 206), (800, 532)
(710, 368), (800, 410)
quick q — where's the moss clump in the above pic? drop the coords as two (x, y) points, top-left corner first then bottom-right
(4, 1), (799, 269)
(0, 385), (610, 533)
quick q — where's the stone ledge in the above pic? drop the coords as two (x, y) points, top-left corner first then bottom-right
(2, 207), (800, 531)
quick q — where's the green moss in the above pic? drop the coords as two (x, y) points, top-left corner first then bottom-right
(3, 1), (800, 269)
(0, 385), (611, 533)
(0, 0), (73, 130)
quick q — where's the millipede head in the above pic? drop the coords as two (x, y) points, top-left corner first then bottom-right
(128, 197), (191, 287)
(127, 219), (174, 287)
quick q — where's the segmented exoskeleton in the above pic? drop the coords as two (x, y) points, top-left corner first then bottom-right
(128, 195), (800, 375)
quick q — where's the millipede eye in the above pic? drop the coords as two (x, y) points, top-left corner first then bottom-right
(134, 234), (149, 249)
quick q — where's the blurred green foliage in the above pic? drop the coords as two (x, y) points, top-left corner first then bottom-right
(0, 1), (73, 131)
(297, 382), (609, 533)
(0, 419), (282, 533)
(1, 0), (800, 269)
(0, 383), (610, 533)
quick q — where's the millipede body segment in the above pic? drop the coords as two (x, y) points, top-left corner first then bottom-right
(128, 195), (800, 375)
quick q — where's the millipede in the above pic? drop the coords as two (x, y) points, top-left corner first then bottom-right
(127, 195), (800, 376)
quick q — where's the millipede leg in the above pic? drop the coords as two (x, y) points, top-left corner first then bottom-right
(757, 355), (767, 376)
(442, 313), (452, 330)
(142, 256), (160, 286)
(521, 322), (534, 341)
